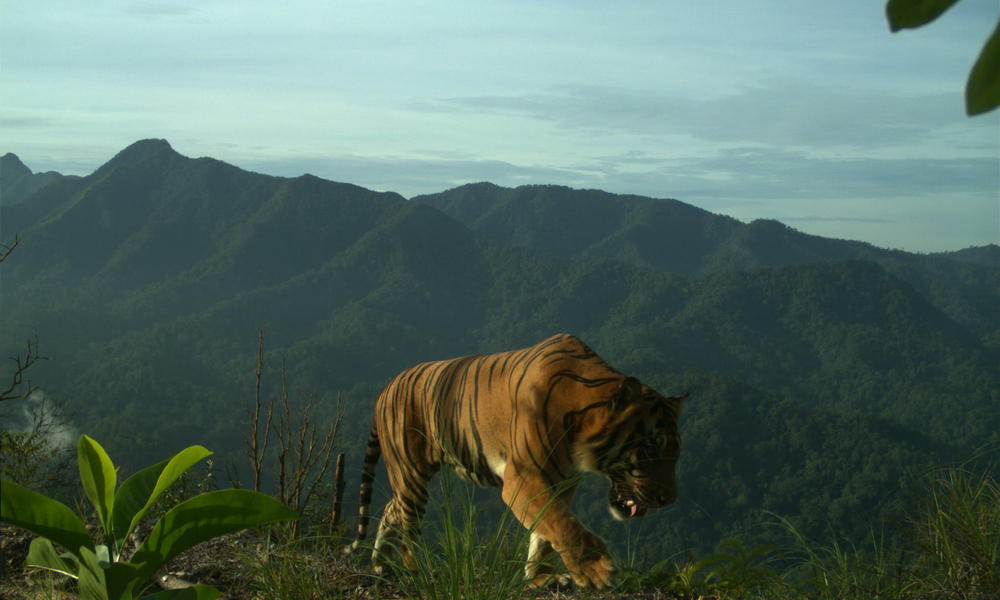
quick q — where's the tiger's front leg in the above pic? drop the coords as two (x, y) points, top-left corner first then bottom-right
(501, 471), (615, 589)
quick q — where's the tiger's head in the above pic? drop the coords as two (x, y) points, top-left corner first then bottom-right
(568, 377), (685, 521)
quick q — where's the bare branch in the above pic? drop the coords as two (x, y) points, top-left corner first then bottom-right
(241, 333), (343, 536)
(0, 234), (20, 264)
(2, 337), (50, 404)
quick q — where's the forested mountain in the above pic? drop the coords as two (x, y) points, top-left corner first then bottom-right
(415, 183), (1000, 353)
(2, 139), (997, 560)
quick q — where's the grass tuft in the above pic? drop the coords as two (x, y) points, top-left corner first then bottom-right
(379, 473), (535, 600)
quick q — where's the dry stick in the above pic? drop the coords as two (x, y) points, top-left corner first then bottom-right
(330, 452), (346, 535)
(276, 361), (290, 508)
(247, 329), (273, 492)
(0, 234), (20, 263)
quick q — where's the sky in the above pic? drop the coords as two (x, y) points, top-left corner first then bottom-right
(2, 0), (998, 253)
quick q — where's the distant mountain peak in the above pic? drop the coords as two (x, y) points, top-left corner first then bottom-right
(95, 139), (183, 176)
(118, 138), (177, 158)
(1, 152), (31, 178)
(1, 152), (71, 206)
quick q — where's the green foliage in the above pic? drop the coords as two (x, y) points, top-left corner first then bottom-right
(967, 21), (1000, 116)
(1, 434), (297, 600)
(886, 0), (961, 29)
(0, 426), (72, 497)
(886, 0), (1000, 115)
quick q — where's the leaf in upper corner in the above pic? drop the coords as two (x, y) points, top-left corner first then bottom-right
(886, 0), (961, 31)
(967, 20), (1000, 115)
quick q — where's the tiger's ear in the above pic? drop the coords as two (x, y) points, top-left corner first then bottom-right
(665, 392), (688, 418)
(610, 377), (642, 411)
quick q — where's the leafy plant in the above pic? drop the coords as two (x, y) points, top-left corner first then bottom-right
(1, 434), (297, 600)
(887, 0), (1000, 115)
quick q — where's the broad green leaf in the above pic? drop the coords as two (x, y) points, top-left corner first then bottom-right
(131, 489), (297, 581)
(110, 458), (168, 549)
(104, 561), (145, 600)
(96, 544), (111, 568)
(110, 445), (212, 549)
(77, 546), (110, 600)
(1, 479), (93, 557)
(967, 21), (1000, 115)
(26, 537), (80, 579)
(886, 0), (960, 31)
(78, 435), (118, 535)
(141, 584), (223, 600)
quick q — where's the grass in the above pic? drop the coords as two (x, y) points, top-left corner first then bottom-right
(775, 464), (999, 600)
(908, 466), (999, 599)
(2, 464), (996, 599)
(377, 473), (537, 600)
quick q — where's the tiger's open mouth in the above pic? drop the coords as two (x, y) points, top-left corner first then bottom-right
(608, 483), (648, 520)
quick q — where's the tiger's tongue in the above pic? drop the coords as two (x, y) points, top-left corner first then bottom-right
(629, 503), (640, 518)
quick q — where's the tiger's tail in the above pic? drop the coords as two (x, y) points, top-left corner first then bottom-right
(343, 423), (381, 554)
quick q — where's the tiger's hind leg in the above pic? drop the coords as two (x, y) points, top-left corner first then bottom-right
(372, 470), (437, 574)
(371, 497), (408, 574)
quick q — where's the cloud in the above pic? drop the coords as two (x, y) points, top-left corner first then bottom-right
(672, 148), (999, 200)
(124, 2), (199, 18)
(236, 143), (997, 216)
(11, 392), (78, 452)
(415, 82), (975, 149)
(0, 116), (54, 129)
(780, 216), (892, 224)
(241, 153), (592, 198)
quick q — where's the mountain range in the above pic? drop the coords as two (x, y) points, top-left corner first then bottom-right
(2, 139), (997, 558)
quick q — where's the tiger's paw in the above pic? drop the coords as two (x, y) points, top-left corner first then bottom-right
(528, 573), (572, 589)
(568, 552), (615, 589)
(561, 531), (615, 589)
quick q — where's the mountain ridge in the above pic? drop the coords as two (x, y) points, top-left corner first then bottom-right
(2, 139), (997, 558)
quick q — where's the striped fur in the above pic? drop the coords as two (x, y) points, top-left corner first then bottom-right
(345, 333), (685, 589)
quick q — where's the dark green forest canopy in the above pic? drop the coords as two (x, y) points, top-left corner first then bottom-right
(2, 140), (998, 558)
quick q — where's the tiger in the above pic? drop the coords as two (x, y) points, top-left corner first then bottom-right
(344, 333), (685, 589)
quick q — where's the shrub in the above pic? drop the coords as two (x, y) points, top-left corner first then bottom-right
(0, 434), (297, 599)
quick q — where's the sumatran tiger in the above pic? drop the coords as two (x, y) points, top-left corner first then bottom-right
(344, 333), (685, 589)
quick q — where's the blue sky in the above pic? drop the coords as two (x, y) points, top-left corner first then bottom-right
(2, 0), (997, 252)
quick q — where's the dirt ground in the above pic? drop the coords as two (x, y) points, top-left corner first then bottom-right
(0, 525), (690, 600)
